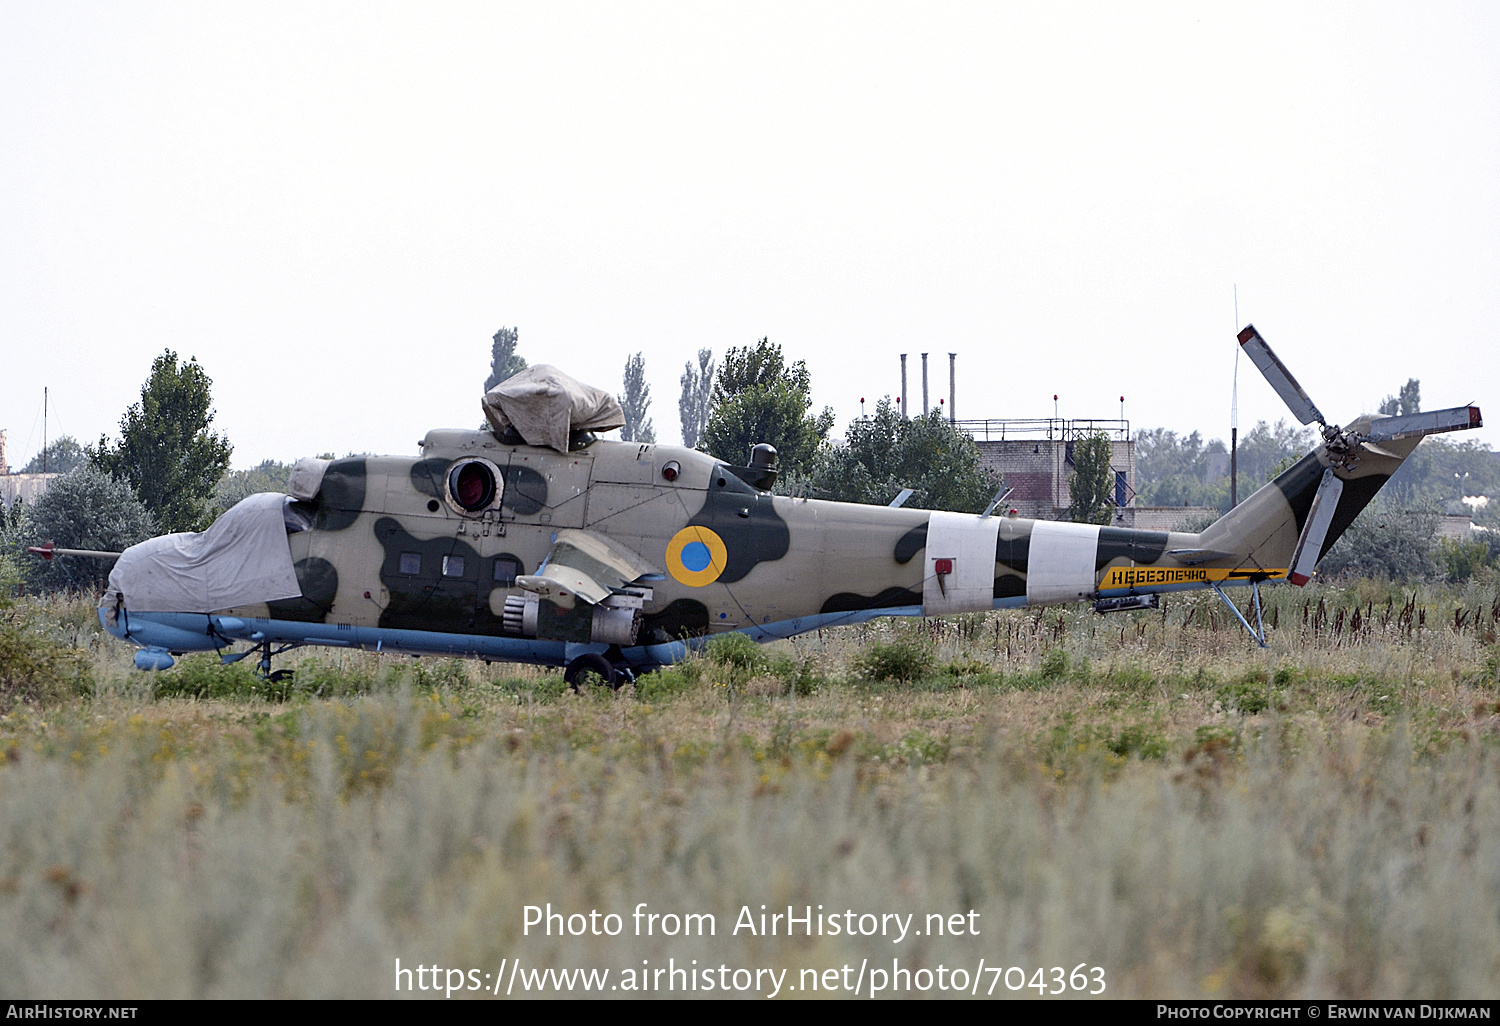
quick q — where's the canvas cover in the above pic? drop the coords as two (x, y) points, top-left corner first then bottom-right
(100, 492), (302, 614)
(285, 456), (331, 501)
(481, 365), (626, 453)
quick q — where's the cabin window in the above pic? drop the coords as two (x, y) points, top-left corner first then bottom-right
(282, 498), (312, 533)
(493, 557), (521, 585)
(442, 555), (465, 578)
(399, 552), (421, 575)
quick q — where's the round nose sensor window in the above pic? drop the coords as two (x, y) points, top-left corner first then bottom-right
(448, 460), (499, 512)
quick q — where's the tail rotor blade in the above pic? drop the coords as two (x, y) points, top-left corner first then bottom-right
(1237, 325), (1326, 427)
(1365, 405), (1482, 443)
(1287, 468), (1344, 586)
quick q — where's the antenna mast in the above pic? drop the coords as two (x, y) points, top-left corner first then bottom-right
(1230, 286), (1239, 508)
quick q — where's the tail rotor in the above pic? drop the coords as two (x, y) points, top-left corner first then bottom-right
(1235, 324), (1482, 585)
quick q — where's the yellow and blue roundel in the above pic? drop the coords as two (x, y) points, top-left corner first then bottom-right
(666, 526), (728, 587)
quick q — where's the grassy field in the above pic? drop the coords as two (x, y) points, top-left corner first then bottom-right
(2, 579), (1499, 999)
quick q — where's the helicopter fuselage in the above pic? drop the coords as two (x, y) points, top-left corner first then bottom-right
(103, 429), (1246, 673)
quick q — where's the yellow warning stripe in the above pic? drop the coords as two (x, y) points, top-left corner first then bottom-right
(1099, 566), (1287, 590)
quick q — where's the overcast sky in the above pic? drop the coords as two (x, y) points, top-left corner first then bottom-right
(3, 2), (1496, 471)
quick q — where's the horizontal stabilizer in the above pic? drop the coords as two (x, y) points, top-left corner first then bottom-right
(1238, 325), (1326, 427)
(1366, 405), (1482, 442)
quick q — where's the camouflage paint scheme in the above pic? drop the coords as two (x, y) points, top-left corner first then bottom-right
(93, 322), (1485, 676)
(107, 408), (1402, 667)
(98, 371), (1477, 679)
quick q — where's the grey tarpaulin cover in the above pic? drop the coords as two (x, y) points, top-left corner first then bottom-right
(100, 492), (302, 614)
(285, 456), (331, 501)
(480, 365), (625, 453)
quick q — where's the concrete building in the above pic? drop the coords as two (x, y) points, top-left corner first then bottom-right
(0, 473), (59, 510)
(0, 429), (62, 510)
(957, 416), (1219, 532)
(960, 417), (1135, 519)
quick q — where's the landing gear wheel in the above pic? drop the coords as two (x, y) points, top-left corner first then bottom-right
(267, 669), (295, 684)
(565, 653), (617, 691)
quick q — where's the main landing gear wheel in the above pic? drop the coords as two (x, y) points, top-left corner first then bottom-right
(565, 653), (618, 691)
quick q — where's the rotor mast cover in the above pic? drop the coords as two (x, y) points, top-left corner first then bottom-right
(481, 365), (626, 453)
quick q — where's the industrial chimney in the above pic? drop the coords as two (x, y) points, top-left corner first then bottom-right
(921, 353), (929, 416)
(899, 354), (908, 419)
(948, 353), (956, 424)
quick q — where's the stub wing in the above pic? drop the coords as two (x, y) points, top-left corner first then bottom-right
(515, 529), (660, 610)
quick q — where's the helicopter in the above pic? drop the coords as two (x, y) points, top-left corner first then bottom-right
(72, 329), (1479, 687)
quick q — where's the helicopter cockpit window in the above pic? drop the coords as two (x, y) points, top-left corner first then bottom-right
(493, 556), (522, 584)
(442, 555), (465, 578)
(399, 552), (422, 575)
(282, 498), (313, 534)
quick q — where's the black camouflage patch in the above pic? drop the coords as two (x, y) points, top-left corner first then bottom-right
(410, 458), (448, 498)
(1095, 527), (1169, 570)
(1273, 454), (1327, 535)
(1319, 473), (1389, 560)
(820, 587), (922, 614)
(266, 557), (339, 623)
(894, 524), (927, 565)
(992, 575), (1025, 599)
(642, 598), (711, 642)
(373, 516), (485, 633)
(685, 467), (789, 583)
(315, 458), (367, 531)
(996, 530), (1029, 574)
(502, 464), (548, 516)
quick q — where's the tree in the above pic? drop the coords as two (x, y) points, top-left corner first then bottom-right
(483, 326), (527, 392)
(678, 348), (715, 447)
(0, 498), (30, 594)
(23, 467), (156, 593)
(88, 350), (233, 533)
(1382, 436), (1500, 522)
(1067, 430), (1116, 524)
(214, 459), (294, 516)
(700, 338), (833, 474)
(1234, 419), (1315, 486)
(20, 436), (85, 475)
(1320, 499), (1440, 581)
(1379, 378), (1421, 417)
(712, 338), (811, 403)
(1133, 427), (1230, 509)
(618, 352), (656, 443)
(812, 400), (997, 511)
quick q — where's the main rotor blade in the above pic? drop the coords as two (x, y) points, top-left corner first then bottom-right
(1365, 405), (1483, 442)
(1287, 468), (1344, 586)
(26, 543), (122, 561)
(1237, 325), (1326, 427)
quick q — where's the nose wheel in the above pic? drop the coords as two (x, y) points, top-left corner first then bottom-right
(221, 638), (302, 681)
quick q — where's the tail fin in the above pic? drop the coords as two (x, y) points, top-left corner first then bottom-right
(1198, 423), (1423, 579)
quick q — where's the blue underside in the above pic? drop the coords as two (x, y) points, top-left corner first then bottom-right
(104, 577), (1261, 671)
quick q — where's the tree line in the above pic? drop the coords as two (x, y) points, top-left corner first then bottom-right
(3, 351), (233, 592)
(487, 329), (1000, 513)
(3, 333), (1494, 596)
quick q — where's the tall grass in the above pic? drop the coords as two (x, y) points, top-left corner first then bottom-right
(0, 579), (1497, 998)
(1, 699), (1496, 998)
